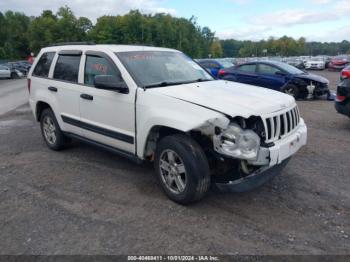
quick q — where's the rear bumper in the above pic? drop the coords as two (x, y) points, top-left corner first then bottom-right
(335, 101), (350, 118)
(28, 98), (37, 120)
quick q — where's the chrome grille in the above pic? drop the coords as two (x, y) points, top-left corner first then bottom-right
(262, 106), (300, 143)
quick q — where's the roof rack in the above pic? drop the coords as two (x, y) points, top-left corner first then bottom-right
(48, 42), (96, 47)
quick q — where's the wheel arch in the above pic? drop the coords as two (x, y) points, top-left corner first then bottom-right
(142, 125), (187, 160)
(35, 101), (52, 122)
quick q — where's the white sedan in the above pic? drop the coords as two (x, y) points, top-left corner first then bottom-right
(305, 58), (326, 70)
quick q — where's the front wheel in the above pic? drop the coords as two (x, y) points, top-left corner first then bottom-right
(154, 134), (211, 205)
(283, 84), (299, 99)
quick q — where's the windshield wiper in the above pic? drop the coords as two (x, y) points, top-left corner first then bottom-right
(143, 81), (188, 89)
(192, 78), (212, 83)
(143, 78), (213, 89)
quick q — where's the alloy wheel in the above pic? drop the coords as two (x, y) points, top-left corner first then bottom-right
(43, 116), (57, 145)
(159, 149), (187, 194)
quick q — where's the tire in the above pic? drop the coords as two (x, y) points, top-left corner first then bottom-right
(10, 72), (18, 79)
(283, 84), (300, 99)
(40, 108), (68, 151)
(154, 134), (211, 205)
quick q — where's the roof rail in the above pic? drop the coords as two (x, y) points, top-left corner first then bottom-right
(48, 42), (96, 47)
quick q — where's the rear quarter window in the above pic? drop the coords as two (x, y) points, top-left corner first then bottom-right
(33, 52), (55, 77)
(53, 55), (81, 83)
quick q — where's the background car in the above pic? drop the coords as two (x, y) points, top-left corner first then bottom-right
(16, 60), (32, 71)
(341, 65), (350, 80)
(328, 55), (350, 71)
(0, 65), (20, 79)
(197, 59), (234, 77)
(218, 61), (330, 99)
(335, 78), (350, 118)
(4, 62), (29, 76)
(305, 57), (326, 70)
(284, 57), (305, 69)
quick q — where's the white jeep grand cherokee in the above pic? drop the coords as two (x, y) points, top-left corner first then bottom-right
(28, 44), (307, 204)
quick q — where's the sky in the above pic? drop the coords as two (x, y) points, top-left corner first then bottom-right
(1, 0), (350, 42)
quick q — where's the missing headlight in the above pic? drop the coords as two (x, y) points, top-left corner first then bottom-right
(213, 123), (260, 160)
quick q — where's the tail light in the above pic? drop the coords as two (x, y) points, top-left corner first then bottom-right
(218, 69), (226, 77)
(336, 95), (346, 102)
(341, 71), (349, 80)
(27, 78), (31, 93)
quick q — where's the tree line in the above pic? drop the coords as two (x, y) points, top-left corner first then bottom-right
(220, 37), (350, 58)
(0, 6), (349, 60)
(0, 7), (218, 59)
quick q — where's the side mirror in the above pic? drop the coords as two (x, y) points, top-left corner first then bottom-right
(94, 75), (129, 94)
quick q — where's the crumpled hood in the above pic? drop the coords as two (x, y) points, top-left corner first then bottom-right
(296, 73), (329, 84)
(149, 80), (295, 118)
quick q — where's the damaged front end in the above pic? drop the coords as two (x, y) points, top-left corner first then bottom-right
(194, 112), (306, 192)
(194, 116), (275, 191)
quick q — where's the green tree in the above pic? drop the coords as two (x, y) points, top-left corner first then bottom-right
(28, 7), (92, 54)
(210, 40), (223, 58)
(0, 11), (30, 58)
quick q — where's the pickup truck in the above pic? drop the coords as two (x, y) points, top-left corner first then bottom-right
(28, 44), (307, 204)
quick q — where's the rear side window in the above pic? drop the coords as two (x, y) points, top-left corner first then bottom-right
(238, 64), (256, 73)
(257, 64), (281, 75)
(53, 55), (81, 83)
(84, 55), (120, 86)
(33, 52), (55, 77)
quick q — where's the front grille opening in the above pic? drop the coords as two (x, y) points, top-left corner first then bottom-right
(263, 106), (301, 143)
(273, 116), (278, 138)
(280, 115), (285, 136)
(286, 112), (291, 132)
(267, 118), (272, 140)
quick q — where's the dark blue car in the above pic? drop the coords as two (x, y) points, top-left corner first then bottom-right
(218, 61), (331, 99)
(197, 59), (234, 77)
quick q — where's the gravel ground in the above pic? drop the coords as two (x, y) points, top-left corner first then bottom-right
(0, 71), (349, 255)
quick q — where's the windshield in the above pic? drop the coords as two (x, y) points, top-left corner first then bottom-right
(275, 62), (304, 74)
(116, 51), (213, 88)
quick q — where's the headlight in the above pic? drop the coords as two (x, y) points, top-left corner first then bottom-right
(214, 124), (260, 160)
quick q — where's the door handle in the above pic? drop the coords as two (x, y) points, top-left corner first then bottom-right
(80, 94), (93, 101)
(48, 86), (58, 92)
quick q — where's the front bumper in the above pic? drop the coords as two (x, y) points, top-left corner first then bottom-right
(314, 84), (330, 96)
(216, 119), (307, 192)
(329, 64), (347, 71)
(256, 118), (307, 167)
(216, 158), (290, 192)
(306, 64), (324, 70)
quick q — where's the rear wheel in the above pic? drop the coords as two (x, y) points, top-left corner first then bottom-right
(283, 84), (299, 99)
(40, 108), (69, 151)
(10, 72), (18, 79)
(154, 134), (211, 205)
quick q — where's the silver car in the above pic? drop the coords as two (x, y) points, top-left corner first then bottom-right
(0, 65), (21, 79)
(0, 65), (11, 78)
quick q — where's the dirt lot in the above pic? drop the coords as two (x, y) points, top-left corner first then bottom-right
(0, 71), (349, 255)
